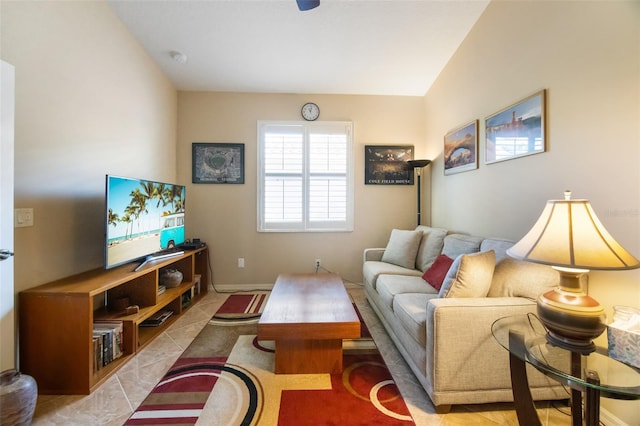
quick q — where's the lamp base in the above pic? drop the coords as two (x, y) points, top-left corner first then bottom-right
(544, 331), (596, 355)
(536, 268), (606, 354)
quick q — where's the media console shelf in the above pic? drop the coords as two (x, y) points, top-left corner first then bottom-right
(19, 247), (208, 395)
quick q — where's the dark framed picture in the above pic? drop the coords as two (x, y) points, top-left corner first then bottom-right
(192, 143), (245, 184)
(444, 120), (478, 175)
(485, 89), (546, 164)
(364, 145), (414, 185)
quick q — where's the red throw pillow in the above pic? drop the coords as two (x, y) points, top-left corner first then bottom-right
(422, 254), (454, 291)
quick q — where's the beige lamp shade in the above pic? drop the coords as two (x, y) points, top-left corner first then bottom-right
(507, 193), (640, 270)
(507, 191), (639, 352)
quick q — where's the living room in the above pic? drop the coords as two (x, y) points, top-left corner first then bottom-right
(1, 0), (638, 424)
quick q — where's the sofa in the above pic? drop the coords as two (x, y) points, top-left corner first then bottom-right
(363, 226), (568, 412)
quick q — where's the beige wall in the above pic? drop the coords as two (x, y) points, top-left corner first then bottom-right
(425, 1), (639, 423)
(177, 92), (425, 287)
(1, 1), (177, 362)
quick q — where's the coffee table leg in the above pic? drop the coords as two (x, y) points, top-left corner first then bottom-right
(508, 331), (542, 426)
(274, 339), (343, 374)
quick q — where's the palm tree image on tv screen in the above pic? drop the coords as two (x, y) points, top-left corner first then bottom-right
(106, 176), (186, 268)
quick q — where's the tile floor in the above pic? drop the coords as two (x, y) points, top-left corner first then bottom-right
(30, 286), (573, 425)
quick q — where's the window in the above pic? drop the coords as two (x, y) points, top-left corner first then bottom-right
(258, 121), (353, 232)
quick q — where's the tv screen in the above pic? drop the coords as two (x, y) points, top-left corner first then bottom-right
(105, 175), (186, 269)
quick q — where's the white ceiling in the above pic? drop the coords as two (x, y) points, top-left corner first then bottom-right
(108, 0), (489, 96)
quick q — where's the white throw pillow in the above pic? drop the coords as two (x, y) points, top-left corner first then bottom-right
(439, 250), (496, 298)
(381, 229), (423, 269)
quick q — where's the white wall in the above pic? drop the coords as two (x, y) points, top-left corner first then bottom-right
(424, 2), (639, 423)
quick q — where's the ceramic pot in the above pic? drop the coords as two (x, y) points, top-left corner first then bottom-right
(0, 369), (37, 426)
(159, 268), (183, 288)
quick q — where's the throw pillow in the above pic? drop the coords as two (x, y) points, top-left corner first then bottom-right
(487, 257), (559, 299)
(439, 250), (496, 298)
(381, 229), (423, 269)
(421, 254), (454, 291)
(415, 226), (448, 271)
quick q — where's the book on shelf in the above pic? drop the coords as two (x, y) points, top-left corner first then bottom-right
(92, 336), (102, 372)
(158, 285), (166, 295)
(140, 309), (173, 327)
(93, 320), (124, 371)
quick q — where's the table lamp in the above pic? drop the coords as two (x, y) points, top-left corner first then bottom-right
(506, 191), (640, 353)
(407, 159), (431, 226)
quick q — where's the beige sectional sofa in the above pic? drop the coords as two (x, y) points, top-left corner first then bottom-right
(363, 225), (568, 412)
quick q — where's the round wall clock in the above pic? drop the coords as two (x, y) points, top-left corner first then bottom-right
(301, 102), (320, 121)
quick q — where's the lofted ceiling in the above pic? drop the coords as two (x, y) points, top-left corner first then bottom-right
(107, 0), (489, 96)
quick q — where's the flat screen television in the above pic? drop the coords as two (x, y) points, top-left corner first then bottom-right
(105, 175), (186, 269)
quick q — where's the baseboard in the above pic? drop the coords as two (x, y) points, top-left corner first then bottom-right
(209, 280), (364, 293)
(209, 283), (273, 292)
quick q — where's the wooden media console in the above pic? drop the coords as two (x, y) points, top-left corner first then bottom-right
(19, 247), (208, 395)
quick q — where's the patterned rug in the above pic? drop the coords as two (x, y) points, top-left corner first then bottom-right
(212, 293), (268, 320)
(126, 293), (413, 425)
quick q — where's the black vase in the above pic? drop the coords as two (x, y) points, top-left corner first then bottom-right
(0, 369), (37, 426)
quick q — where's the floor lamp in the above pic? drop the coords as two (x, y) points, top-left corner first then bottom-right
(407, 160), (431, 226)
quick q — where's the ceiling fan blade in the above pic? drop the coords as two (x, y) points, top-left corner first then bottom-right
(297, 0), (320, 11)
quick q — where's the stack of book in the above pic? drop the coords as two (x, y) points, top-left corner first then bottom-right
(157, 285), (166, 296)
(140, 310), (173, 327)
(92, 321), (123, 372)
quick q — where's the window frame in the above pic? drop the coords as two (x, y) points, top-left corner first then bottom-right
(257, 120), (354, 233)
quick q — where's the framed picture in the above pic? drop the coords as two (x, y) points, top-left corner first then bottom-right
(485, 90), (546, 164)
(364, 145), (414, 185)
(444, 120), (478, 175)
(192, 143), (245, 184)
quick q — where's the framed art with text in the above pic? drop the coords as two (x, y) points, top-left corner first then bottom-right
(192, 143), (245, 184)
(485, 90), (546, 164)
(364, 145), (414, 185)
(444, 120), (478, 175)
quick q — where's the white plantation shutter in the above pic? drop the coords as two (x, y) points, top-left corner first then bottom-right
(258, 121), (353, 232)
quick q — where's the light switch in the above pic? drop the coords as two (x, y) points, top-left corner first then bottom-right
(15, 208), (34, 227)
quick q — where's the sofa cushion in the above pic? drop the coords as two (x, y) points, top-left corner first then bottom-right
(381, 229), (423, 269)
(377, 275), (437, 310)
(439, 250), (496, 298)
(442, 234), (484, 259)
(363, 261), (422, 290)
(415, 226), (448, 271)
(480, 238), (514, 263)
(393, 293), (438, 347)
(421, 254), (454, 291)
(488, 257), (559, 299)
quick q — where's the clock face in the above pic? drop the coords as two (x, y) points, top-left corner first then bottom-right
(301, 102), (320, 121)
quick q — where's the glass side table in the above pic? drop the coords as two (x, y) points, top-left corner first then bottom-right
(492, 314), (640, 426)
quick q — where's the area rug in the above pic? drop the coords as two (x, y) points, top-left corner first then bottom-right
(212, 292), (269, 320)
(126, 293), (413, 425)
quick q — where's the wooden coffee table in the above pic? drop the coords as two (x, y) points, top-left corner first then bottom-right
(257, 273), (361, 374)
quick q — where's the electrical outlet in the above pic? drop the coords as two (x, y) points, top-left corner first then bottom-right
(238, 258), (245, 268)
(15, 208), (34, 227)
(315, 259), (321, 269)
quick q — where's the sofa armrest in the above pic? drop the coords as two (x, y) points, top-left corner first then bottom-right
(425, 297), (553, 396)
(363, 248), (386, 262)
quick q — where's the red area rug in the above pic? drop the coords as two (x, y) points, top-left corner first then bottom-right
(212, 293), (268, 319)
(126, 293), (413, 425)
